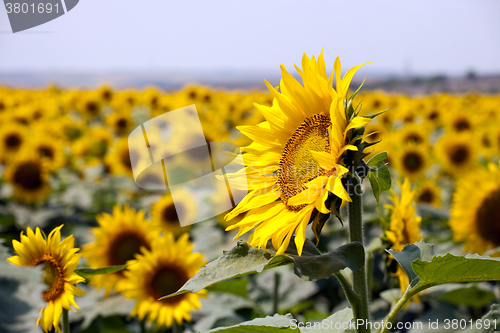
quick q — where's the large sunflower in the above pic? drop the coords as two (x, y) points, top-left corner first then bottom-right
(224, 51), (371, 255)
(122, 233), (206, 328)
(8, 225), (86, 332)
(449, 163), (500, 254)
(82, 205), (160, 295)
(384, 179), (422, 298)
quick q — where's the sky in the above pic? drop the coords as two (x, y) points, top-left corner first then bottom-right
(0, 0), (499, 77)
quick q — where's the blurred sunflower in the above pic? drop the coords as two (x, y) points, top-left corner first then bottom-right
(8, 225), (86, 332)
(24, 137), (67, 171)
(151, 193), (194, 236)
(106, 111), (134, 136)
(72, 127), (113, 162)
(82, 205), (159, 295)
(5, 153), (51, 203)
(76, 92), (102, 118)
(436, 133), (478, 176)
(392, 143), (429, 180)
(224, 51), (371, 255)
(445, 111), (475, 133)
(105, 137), (147, 177)
(97, 85), (114, 103)
(0, 123), (27, 162)
(122, 233), (206, 328)
(449, 163), (500, 254)
(396, 124), (429, 146)
(385, 179), (422, 298)
(414, 181), (442, 207)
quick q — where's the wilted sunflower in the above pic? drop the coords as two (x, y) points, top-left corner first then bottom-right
(450, 163), (500, 254)
(435, 133), (478, 176)
(82, 205), (159, 295)
(5, 152), (51, 203)
(224, 51), (371, 255)
(8, 225), (86, 332)
(122, 233), (206, 328)
(384, 179), (422, 298)
(151, 193), (194, 236)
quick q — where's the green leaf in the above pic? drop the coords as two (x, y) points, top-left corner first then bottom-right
(160, 241), (293, 300)
(75, 265), (128, 280)
(161, 239), (364, 300)
(282, 239), (365, 281)
(300, 307), (353, 333)
(205, 308), (354, 333)
(207, 278), (249, 298)
(206, 313), (299, 333)
(366, 151), (391, 205)
(438, 286), (496, 308)
(362, 108), (389, 119)
(411, 253), (500, 295)
(386, 241), (437, 288)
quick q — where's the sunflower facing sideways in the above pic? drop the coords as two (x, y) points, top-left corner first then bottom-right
(450, 163), (500, 255)
(82, 205), (160, 295)
(8, 225), (86, 332)
(122, 233), (206, 328)
(224, 51), (376, 255)
(384, 179), (422, 299)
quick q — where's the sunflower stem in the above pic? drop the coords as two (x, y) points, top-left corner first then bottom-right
(62, 309), (70, 333)
(348, 176), (370, 333)
(273, 272), (281, 314)
(139, 319), (146, 333)
(377, 290), (413, 333)
(172, 321), (181, 333)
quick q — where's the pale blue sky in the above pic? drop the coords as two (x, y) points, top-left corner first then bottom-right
(0, 0), (499, 76)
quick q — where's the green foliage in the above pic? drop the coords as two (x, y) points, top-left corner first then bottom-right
(205, 313), (299, 333)
(207, 278), (249, 298)
(382, 241), (500, 332)
(160, 241), (293, 300)
(75, 265), (128, 282)
(205, 308), (354, 333)
(386, 241), (437, 288)
(161, 239), (364, 300)
(412, 253), (500, 294)
(366, 151), (391, 205)
(438, 286), (496, 308)
(281, 239), (365, 281)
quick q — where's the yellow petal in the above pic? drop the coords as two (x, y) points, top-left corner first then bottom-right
(310, 150), (335, 170)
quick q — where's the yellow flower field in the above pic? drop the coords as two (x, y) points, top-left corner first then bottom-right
(2, 60), (500, 332)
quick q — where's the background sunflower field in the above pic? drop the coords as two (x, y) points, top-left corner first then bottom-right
(1, 1), (500, 333)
